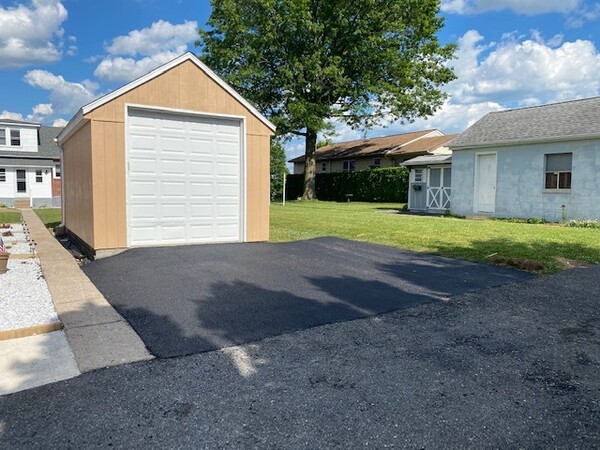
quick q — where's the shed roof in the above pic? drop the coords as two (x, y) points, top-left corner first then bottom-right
(450, 96), (600, 149)
(402, 154), (452, 166)
(58, 52), (276, 144)
(288, 130), (440, 163)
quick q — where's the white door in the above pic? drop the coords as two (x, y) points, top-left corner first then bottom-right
(427, 166), (451, 210)
(15, 169), (27, 197)
(476, 154), (497, 213)
(127, 109), (243, 247)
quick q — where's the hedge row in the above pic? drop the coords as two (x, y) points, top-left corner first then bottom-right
(286, 167), (409, 202)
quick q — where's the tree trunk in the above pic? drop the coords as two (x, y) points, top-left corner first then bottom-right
(302, 128), (318, 200)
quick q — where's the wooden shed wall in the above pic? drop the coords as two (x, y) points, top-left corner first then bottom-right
(61, 121), (94, 246)
(78, 59), (272, 250)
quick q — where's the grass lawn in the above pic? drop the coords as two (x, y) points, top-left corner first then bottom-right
(34, 208), (62, 230)
(270, 201), (600, 273)
(0, 208), (21, 224)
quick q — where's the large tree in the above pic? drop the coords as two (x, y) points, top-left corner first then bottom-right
(198, 0), (456, 199)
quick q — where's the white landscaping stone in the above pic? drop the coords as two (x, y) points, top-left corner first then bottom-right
(0, 259), (58, 332)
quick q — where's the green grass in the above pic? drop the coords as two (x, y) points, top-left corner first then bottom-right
(270, 201), (600, 273)
(34, 208), (62, 230)
(0, 208), (21, 224)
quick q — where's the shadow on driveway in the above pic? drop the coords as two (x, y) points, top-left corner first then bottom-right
(82, 237), (531, 358)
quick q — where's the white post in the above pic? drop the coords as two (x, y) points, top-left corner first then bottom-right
(282, 170), (286, 206)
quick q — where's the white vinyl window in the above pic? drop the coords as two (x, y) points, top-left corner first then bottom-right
(545, 153), (572, 190)
(54, 163), (61, 179)
(373, 158), (381, 168)
(342, 160), (355, 172)
(36, 169), (43, 183)
(0, 168), (5, 182)
(0, 128), (21, 147)
(414, 168), (425, 182)
(10, 129), (21, 146)
(321, 162), (327, 172)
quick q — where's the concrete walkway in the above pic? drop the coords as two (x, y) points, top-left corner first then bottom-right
(20, 209), (153, 372)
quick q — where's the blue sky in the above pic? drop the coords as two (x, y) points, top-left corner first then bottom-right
(1, 0), (600, 159)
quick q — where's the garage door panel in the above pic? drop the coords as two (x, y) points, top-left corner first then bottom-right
(128, 109), (242, 246)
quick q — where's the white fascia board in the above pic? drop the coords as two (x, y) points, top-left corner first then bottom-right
(84, 53), (275, 132)
(56, 109), (85, 146)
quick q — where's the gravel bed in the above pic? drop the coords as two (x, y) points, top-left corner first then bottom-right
(2, 224), (34, 255)
(5, 242), (34, 254)
(0, 258), (58, 332)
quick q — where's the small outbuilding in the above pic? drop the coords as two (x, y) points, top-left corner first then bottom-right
(58, 53), (275, 258)
(449, 97), (600, 221)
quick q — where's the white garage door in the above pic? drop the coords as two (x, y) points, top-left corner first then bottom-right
(127, 108), (243, 247)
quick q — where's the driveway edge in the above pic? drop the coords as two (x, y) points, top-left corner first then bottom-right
(20, 208), (153, 372)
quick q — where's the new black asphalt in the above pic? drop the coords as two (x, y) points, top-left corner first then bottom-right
(1, 263), (599, 448)
(82, 237), (530, 357)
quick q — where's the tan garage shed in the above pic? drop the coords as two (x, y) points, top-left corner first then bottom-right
(57, 53), (275, 258)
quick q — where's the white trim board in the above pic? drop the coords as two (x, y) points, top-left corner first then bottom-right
(58, 53), (275, 145)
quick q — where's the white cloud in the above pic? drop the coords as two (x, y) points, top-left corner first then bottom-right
(94, 51), (181, 83)
(442, 0), (581, 15)
(566, 2), (600, 27)
(0, 0), (68, 69)
(94, 20), (198, 83)
(105, 20), (197, 56)
(1, 102), (60, 125)
(24, 70), (99, 115)
(52, 118), (68, 127)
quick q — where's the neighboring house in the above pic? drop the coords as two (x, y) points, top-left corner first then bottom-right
(400, 134), (459, 212)
(57, 52), (275, 259)
(289, 129), (450, 174)
(0, 119), (63, 208)
(449, 96), (600, 221)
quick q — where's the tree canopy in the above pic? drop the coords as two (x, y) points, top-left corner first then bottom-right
(198, 0), (456, 199)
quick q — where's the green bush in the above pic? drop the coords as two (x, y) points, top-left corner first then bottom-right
(286, 167), (409, 202)
(564, 219), (600, 228)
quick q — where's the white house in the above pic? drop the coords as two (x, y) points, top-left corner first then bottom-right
(0, 119), (63, 208)
(448, 97), (600, 221)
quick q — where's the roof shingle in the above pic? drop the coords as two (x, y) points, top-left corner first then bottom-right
(288, 130), (439, 163)
(450, 96), (600, 149)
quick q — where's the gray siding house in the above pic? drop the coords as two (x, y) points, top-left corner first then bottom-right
(449, 97), (600, 222)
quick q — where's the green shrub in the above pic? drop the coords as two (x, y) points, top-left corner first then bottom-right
(494, 217), (549, 224)
(564, 219), (600, 228)
(286, 167), (409, 202)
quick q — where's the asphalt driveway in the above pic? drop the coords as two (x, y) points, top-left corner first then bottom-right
(2, 263), (599, 448)
(83, 237), (530, 357)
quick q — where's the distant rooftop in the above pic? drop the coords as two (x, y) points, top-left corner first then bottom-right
(450, 96), (600, 149)
(0, 118), (41, 127)
(288, 130), (443, 163)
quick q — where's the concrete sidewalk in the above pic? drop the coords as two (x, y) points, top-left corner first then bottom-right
(20, 209), (153, 372)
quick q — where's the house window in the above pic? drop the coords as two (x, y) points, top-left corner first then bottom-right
(373, 158), (381, 168)
(0, 168), (5, 182)
(54, 163), (61, 179)
(0, 129), (5, 146)
(10, 129), (21, 146)
(342, 160), (355, 172)
(36, 170), (43, 183)
(545, 153), (572, 190)
(321, 162), (327, 172)
(414, 168), (424, 182)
